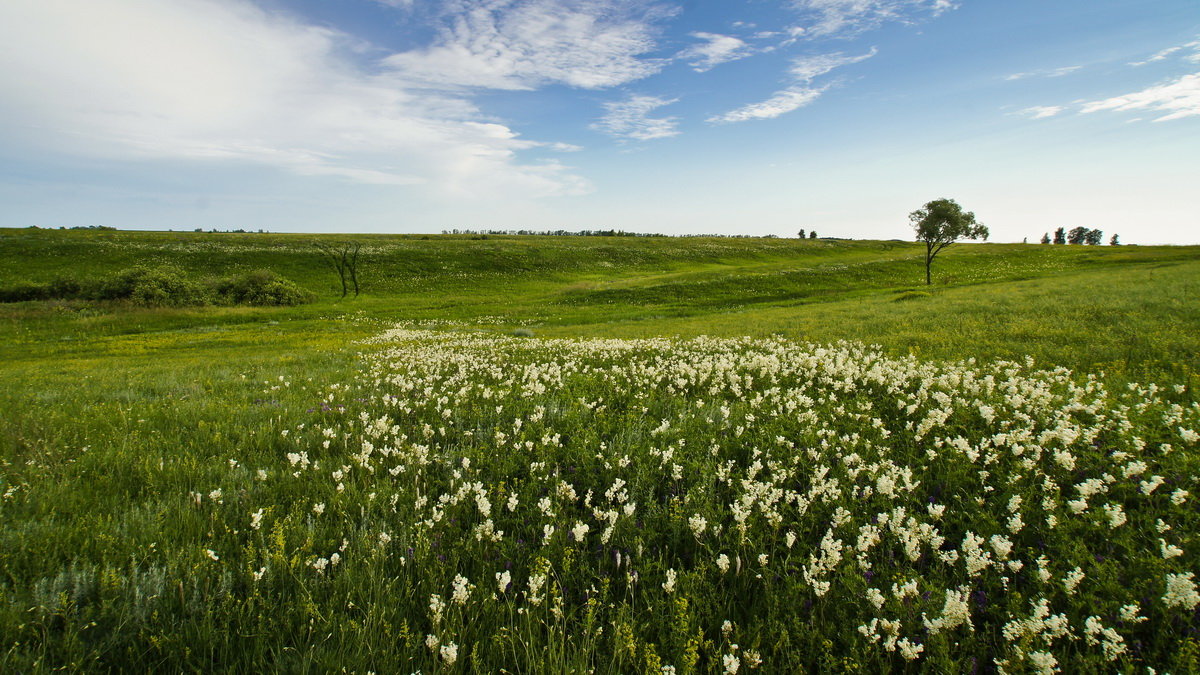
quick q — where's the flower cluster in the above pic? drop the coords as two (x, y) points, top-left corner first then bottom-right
(236, 328), (1198, 670)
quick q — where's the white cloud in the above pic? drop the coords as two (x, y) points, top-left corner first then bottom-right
(592, 95), (680, 140)
(382, 0), (673, 90)
(0, 0), (589, 198)
(678, 32), (752, 72)
(1129, 46), (1183, 67)
(709, 48), (873, 124)
(789, 48), (877, 82)
(1081, 72), (1200, 122)
(1017, 105), (1065, 119)
(1004, 65), (1082, 81)
(708, 87), (823, 123)
(788, 0), (956, 38)
(1129, 39), (1200, 67)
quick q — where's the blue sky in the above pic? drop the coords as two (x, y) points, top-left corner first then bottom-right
(0, 0), (1197, 243)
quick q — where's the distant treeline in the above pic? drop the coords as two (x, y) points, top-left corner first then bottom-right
(441, 229), (783, 239)
(1040, 227), (1117, 246)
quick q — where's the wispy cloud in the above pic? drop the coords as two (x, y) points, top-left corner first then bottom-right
(677, 32), (752, 72)
(0, 0), (590, 198)
(1129, 38), (1200, 66)
(383, 0), (674, 91)
(787, 0), (957, 38)
(708, 87), (824, 123)
(1004, 65), (1082, 81)
(1017, 105), (1065, 119)
(1081, 72), (1200, 122)
(1129, 46), (1183, 67)
(592, 95), (680, 140)
(709, 48), (874, 124)
(789, 48), (877, 81)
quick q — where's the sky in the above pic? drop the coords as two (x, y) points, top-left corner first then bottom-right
(0, 0), (1197, 243)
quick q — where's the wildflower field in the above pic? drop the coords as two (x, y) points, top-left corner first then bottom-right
(1, 229), (1199, 671)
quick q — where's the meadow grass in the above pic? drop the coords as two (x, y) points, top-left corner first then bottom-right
(1, 229), (1198, 672)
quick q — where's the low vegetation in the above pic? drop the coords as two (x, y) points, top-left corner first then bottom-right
(0, 265), (313, 307)
(1, 228), (1198, 671)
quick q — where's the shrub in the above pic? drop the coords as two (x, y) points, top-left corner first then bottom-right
(213, 269), (314, 306)
(47, 277), (85, 299)
(0, 277), (87, 303)
(98, 265), (209, 307)
(0, 267), (312, 307)
(0, 282), (53, 302)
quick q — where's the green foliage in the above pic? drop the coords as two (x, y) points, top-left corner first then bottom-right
(910, 198), (989, 285)
(98, 265), (209, 307)
(0, 257), (313, 308)
(212, 269), (315, 306)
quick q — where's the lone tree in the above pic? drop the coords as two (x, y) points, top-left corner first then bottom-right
(910, 198), (988, 285)
(314, 241), (362, 298)
(1053, 227), (1066, 245)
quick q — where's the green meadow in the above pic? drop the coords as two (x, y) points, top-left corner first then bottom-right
(2, 227), (1198, 672)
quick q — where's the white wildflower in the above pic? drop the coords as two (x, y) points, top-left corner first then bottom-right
(1163, 572), (1200, 610)
(1118, 603), (1146, 623)
(1103, 503), (1127, 528)
(1063, 567), (1085, 593)
(451, 574), (473, 605)
(1140, 476), (1165, 495)
(866, 587), (885, 609)
(429, 594), (445, 623)
(1027, 650), (1057, 675)
(1160, 539), (1184, 559)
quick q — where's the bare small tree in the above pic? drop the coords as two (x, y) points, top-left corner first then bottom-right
(314, 241), (362, 298)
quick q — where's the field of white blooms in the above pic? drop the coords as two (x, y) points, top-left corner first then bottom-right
(218, 328), (1200, 672)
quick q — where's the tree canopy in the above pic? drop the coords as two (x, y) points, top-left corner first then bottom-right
(910, 198), (988, 285)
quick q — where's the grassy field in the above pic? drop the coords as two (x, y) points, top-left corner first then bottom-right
(1, 227), (1198, 672)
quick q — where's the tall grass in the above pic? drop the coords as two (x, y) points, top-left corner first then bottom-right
(1, 229), (1199, 671)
